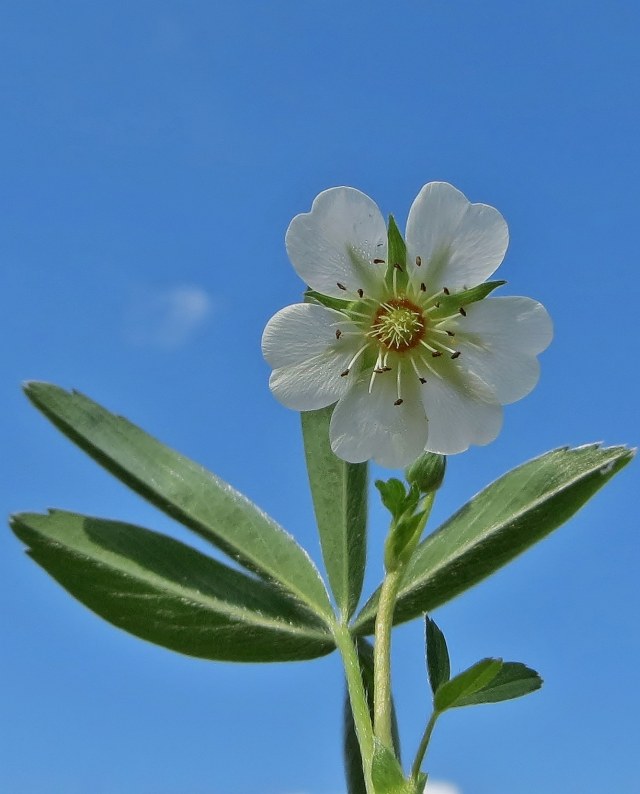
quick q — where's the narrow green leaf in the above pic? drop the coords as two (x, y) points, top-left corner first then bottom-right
(425, 616), (450, 694)
(354, 444), (634, 633)
(455, 662), (542, 706)
(371, 740), (411, 794)
(431, 280), (505, 317)
(384, 215), (409, 293)
(11, 511), (334, 662)
(304, 289), (352, 312)
(302, 406), (367, 620)
(434, 658), (502, 712)
(24, 383), (333, 620)
(344, 639), (401, 794)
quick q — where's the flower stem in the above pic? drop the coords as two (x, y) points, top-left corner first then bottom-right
(373, 566), (403, 748)
(410, 711), (439, 783)
(373, 492), (436, 751)
(332, 622), (375, 794)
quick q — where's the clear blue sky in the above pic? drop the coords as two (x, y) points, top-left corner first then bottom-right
(2, 2), (638, 793)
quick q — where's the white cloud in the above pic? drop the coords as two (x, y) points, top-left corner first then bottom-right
(123, 285), (211, 350)
(424, 782), (461, 794)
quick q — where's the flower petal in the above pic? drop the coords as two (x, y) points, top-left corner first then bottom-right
(264, 303), (366, 411)
(456, 296), (553, 355)
(269, 349), (357, 411)
(262, 303), (361, 368)
(329, 365), (428, 468)
(420, 365), (503, 455)
(405, 182), (508, 292)
(455, 346), (541, 405)
(285, 187), (388, 301)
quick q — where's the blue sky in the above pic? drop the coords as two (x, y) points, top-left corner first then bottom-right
(2, 2), (638, 792)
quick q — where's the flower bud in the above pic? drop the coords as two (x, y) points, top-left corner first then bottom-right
(405, 453), (446, 493)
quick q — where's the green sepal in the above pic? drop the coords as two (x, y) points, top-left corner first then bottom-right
(434, 658), (503, 712)
(414, 772), (428, 794)
(384, 215), (409, 294)
(304, 288), (352, 312)
(371, 740), (412, 794)
(405, 453), (446, 494)
(454, 661), (542, 706)
(425, 616), (450, 694)
(384, 507), (423, 571)
(432, 280), (506, 317)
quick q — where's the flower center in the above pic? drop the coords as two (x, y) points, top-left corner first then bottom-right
(369, 298), (426, 352)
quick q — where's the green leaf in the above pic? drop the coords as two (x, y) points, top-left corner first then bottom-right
(344, 639), (401, 794)
(353, 444), (634, 633)
(434, 658), (502, 712)
(384, 215), (409, 294)
(302, 407), (367, 620)
(11, 511), (334, 662)
(24, 383), (333, 621)
(455, 662), (542, 706)
(371, 740), (411, 794)
(425, 616), (450, 694)
(375, 478), (407, 519)
(431, 280), (505, 317)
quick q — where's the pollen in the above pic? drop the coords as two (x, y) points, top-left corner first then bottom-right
(369, 298), (426, 352)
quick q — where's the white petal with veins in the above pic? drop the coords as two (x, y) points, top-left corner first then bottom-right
(330, 370), (428, 467)
(460, 296), (553, 355)
(262, 303), (360, 368)
(421, 367), (503, 455)
(286, 187), (388, 301)
(406, 182), (508, 292)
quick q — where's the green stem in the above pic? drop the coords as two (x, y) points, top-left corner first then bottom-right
(372, 566), (403, 748)
(410, 711), (439, 782)
(373, 492), (436, 750)
(333, 622), (375, 794)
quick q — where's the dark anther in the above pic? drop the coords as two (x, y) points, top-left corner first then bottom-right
(446, 330), (455, 337)
(443, 287), (450, 295)
(451, 351), (461, 359)
(373, 368), (385, 373)
(420, 282), (426, 292)
(434, 302), (440, 308)
(394, 398), (404, 406)
(432, 351), (442, 358)
(393, 263), (403, 271)
(459, 306), (467, 316)
(335, 329), (342, 339)
(416, 256), (422, 266)
(419, 377), (427, 384)
(340, 369), (350, 377)
(373, 258), (385, 264)
(337, 282), (347, 291)
(382, 366), (392, 372)
(357, 288), (364, 298)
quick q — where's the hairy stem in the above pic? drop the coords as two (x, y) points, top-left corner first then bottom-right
(333, 622), (375, 794)
(372, 567), (403, 748)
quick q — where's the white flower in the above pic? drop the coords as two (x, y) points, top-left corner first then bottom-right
(262, 182), (552, 468)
